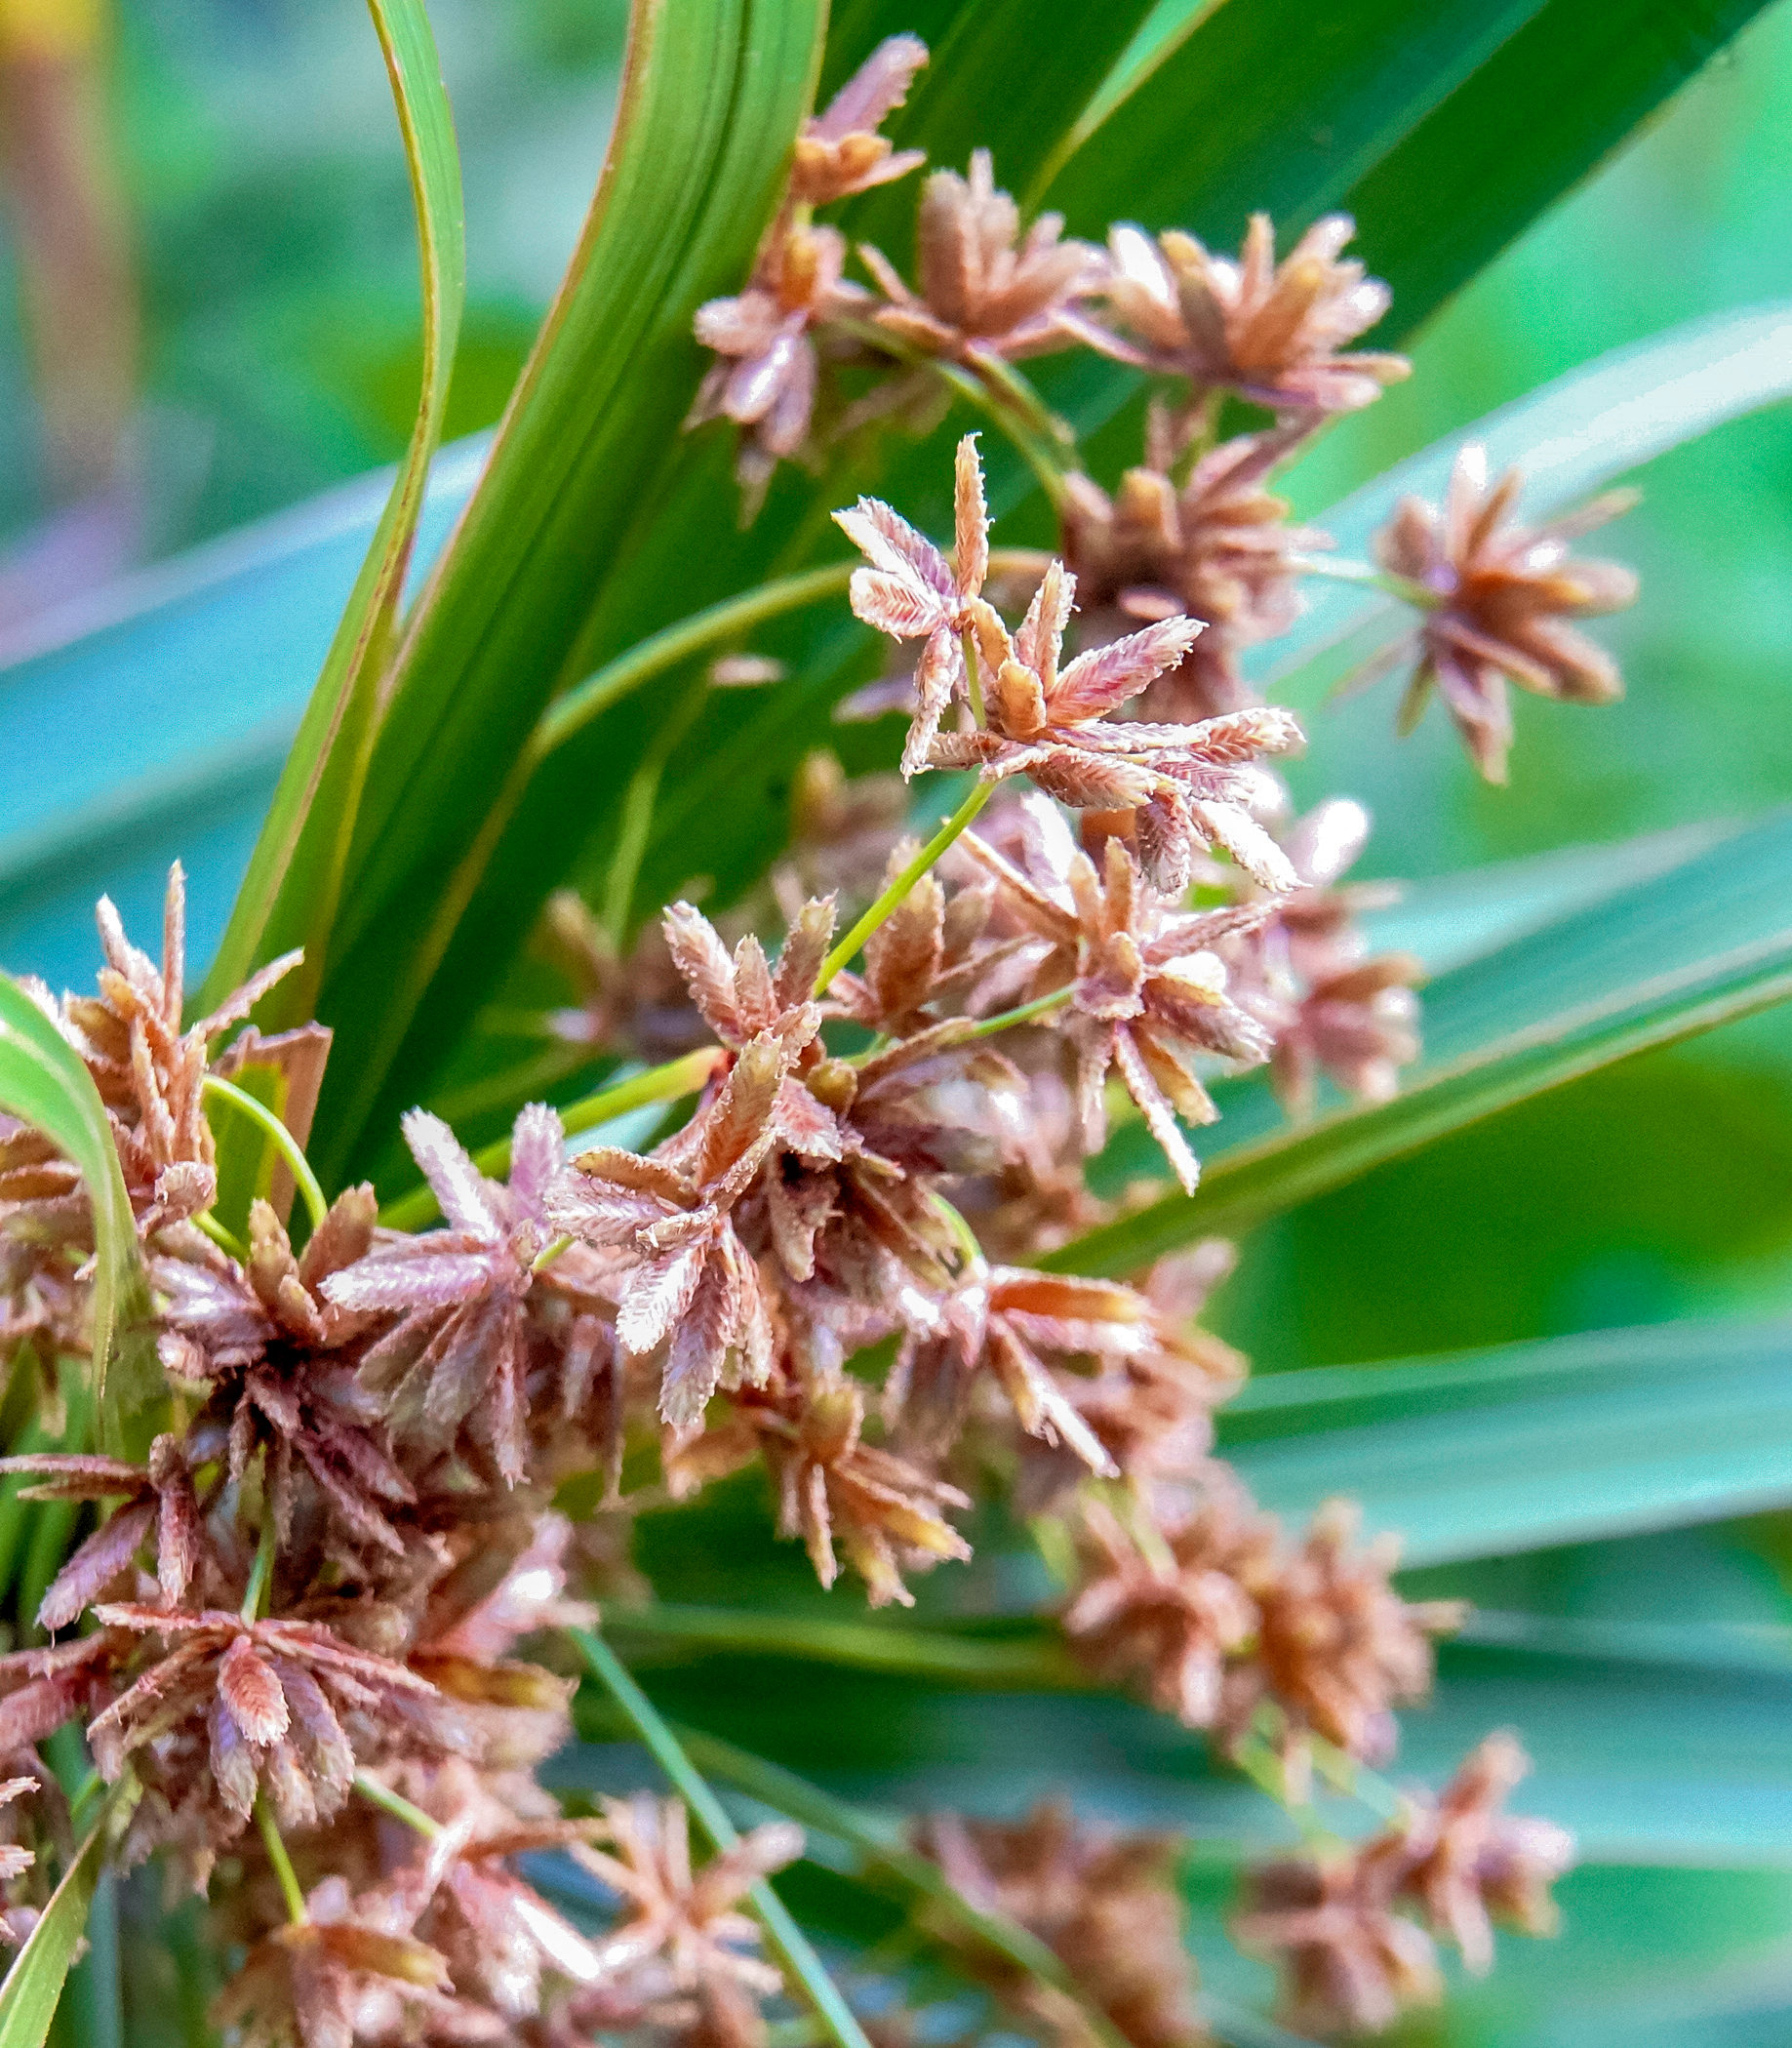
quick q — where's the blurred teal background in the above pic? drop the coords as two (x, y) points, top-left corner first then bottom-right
(1, 6), (1791, 2041)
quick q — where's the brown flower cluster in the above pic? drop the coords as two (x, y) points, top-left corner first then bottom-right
(1370, 445), (1640, 782)
(1236, 1734), (1574, 2036)
(916, 1802), (1208, 2048)
(1062, 1487), (1463, 1798)
(0, 27), (1623, 2044)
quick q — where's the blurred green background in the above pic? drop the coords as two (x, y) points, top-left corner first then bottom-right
(1, 4), (1790, 2041)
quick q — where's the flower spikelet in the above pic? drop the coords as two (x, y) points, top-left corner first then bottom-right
(860, 149), (1103, 364)
(916, 1802), (1209, 2048)
(791, 36), (929, 205)
(1373, 446), (1639, 782)
(1099, 215), (1409, 417)
(836, 432), (992, 773)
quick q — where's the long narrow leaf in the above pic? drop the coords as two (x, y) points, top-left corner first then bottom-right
(1222, 1318), (1792, 1565)
(1052, 806), (1792, 1271)
(200, 0), (466, 1020)
(0, 1792), (124, 2048)
(304, 0), (828, 1186)
(0, 978), (156, 1453)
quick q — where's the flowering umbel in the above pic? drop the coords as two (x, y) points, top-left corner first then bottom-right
(0, 33), (1630, 2040)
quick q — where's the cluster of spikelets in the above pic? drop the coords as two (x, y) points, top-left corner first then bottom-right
(0, 29), (1642, 2048)
(693, 35), (1639, 782)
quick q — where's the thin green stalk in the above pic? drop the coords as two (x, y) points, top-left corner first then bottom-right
(380, 1045), (724, 1229)
(605, 1604), (1088, 1687)
(659, 1724), (1138, 2048)
(817, 781), (994, 994)
(192, 1208), (250, 1262)
(929, 1191), (985, 1273)
(955, 985), (1074, 1041)
(537, 565), (856, 758)
(960, 623), (985, 725)
(354, 1770), (442, 1838)
(567, 1628), (874, 2048)
(201, 1073), (328, 1232)
(536, 545), (1054, 763)
(533, 1233), (575, 1273)
(241, 1506), (277, 1623)
(1287, 553), (1440, 611)
(256, 1794), (308, 1924)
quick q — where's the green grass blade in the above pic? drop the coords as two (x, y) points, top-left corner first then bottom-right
(1346, 0), (1778, 333)
(1043, 0), (1552, 247)
(1221, 1317), (1792, 1564)
(1050, 806), (1792, 1272)
(0, 1790), (126, 2048)
(0, 979), (156, 1456)
(201, 0), (466, 1022)
(1257, 301), (1792, 701)
(304, 0), (826, 1185)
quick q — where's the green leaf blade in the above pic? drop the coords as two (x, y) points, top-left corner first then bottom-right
(200, 0), (467, 1022)
(0, 1795), (123, 2048)
(0, 978), (156, 1455)
(1052, 805), (1792, 1272)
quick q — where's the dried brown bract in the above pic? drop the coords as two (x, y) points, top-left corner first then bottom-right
(325, 1106), (606, 1486)
(791, 36), (929, 205)
(1098, 215), (1409, 419)
(89, 1605), (452, 1842)
(545, 1038), (801, 1428)
(697, 1366), (975, 1607)
(22, 864), (301, 1232)
(861, 150), (1103, 365)
(571, 1793), (802, 2048)
(916, 1802), (1209, 2048)
(1219, 798), (1422, 1113)
(1225, 1499), (1464, 1790)
(216, 1880), (456, 2048)
(0, 1433), (209, 1626)
(964, 799), (1274, 1191)
(889, 1263), (1164, 1476)
(691, 224), (871, 502)
(1062, 1486), (1269, 1728)
(157, 1189), (417, 1555)
(1372, 446), (1639, 782)
(1060, 430), (1324, 725)
(1391, 1731), (1574, 1973)
(1234, 1842), (1441, 2040)
(835, 434), (992, 774)
(538, 888), (717, 1065)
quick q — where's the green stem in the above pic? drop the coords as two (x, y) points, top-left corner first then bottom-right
(567, 1628), (875, 2048)
(192, 1209), (250, 1263)
(660, 1724), (1139, 2048)
(605, 1605), (1089, 1687)
(201, 1073), (328, 1232)
(533, 1233), (575, 1274)
(929, 1191), (986, 1273)
(353, 1770), (442, 1838)
(536, 546), (1054, 764)
(1287, 553), (1441, 611)
(241, 1506), (277, 1624)
(537, 565), (856, 759)
(380, 1046), (725, 1230)
(816, 781), (994, 994)
(957, 985), (1074, 1041)
(255, 1794), (307, 1924)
